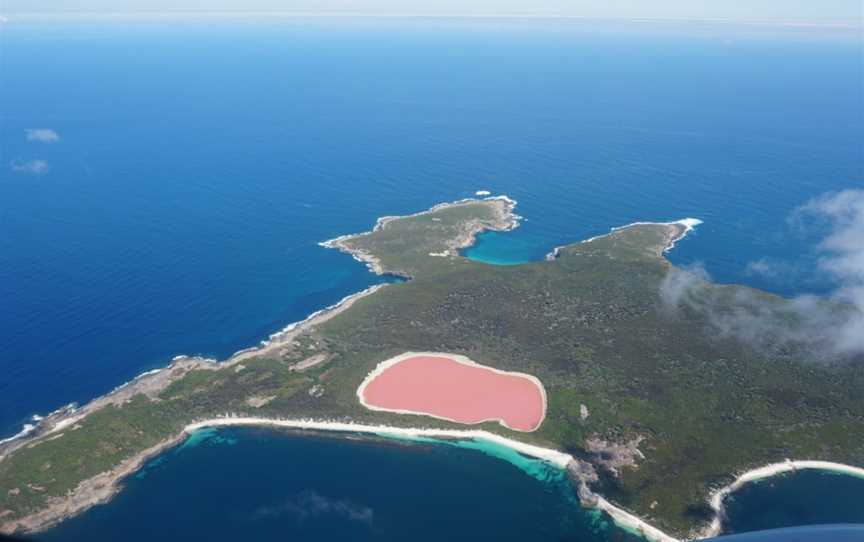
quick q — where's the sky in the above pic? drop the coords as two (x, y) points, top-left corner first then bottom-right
(1, 0), (861, 23)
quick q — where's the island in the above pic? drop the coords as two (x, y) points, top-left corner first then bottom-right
(1, 196), (862, 540)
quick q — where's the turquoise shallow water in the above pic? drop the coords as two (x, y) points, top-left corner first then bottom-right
(2, 18), (863, 541)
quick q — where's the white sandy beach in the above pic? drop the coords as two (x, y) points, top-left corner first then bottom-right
(185, 417), (572, 467)
(594, 495), (679, 542)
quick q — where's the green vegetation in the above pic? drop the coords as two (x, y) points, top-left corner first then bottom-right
(1, 199), (862, 536)
(331, 199), (513, 278)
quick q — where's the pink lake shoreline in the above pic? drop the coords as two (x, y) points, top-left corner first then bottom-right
(356, 352), (547, 432)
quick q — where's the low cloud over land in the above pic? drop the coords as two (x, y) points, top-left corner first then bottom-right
(661, 190), (864, 359)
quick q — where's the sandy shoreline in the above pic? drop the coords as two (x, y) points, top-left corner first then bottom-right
(594, 495), (679, 542)
(356, 351), (548, 432)
(185, 417), (572, 466)
(694, 459), (864, 539)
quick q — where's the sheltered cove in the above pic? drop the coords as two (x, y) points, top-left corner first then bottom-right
(698, 460), (864, 539)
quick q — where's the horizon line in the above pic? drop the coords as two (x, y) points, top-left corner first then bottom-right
(0, 12), (861, 30)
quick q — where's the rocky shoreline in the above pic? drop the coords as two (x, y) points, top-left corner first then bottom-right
(319, 195), (520, 275)
(546, 218), (701, 261)
(0, 280), (388, 466)
(1, 431), (189, 533)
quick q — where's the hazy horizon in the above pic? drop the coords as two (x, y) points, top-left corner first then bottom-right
(1, 0), (861, 25)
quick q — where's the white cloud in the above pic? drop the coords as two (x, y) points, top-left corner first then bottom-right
(659, 262), (710, 311)
(744, 257), (800, 281)
(798, 189), (864, 353)
(10, 159), (50, 175)
(25, 128), (60, 143)
(661, 189), (864, 358)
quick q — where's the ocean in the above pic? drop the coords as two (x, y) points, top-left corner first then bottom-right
(1, 17), (862, 540)
(721, 469), (864, 534)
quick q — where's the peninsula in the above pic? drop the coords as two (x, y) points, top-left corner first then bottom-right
(1, 196), (862, 539)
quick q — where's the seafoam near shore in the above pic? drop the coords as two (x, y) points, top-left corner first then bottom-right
(0, 416), (43, 446)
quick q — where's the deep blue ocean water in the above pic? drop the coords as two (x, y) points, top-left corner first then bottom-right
(721, 470), (864, 534)
(1, 18), (862, 541)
